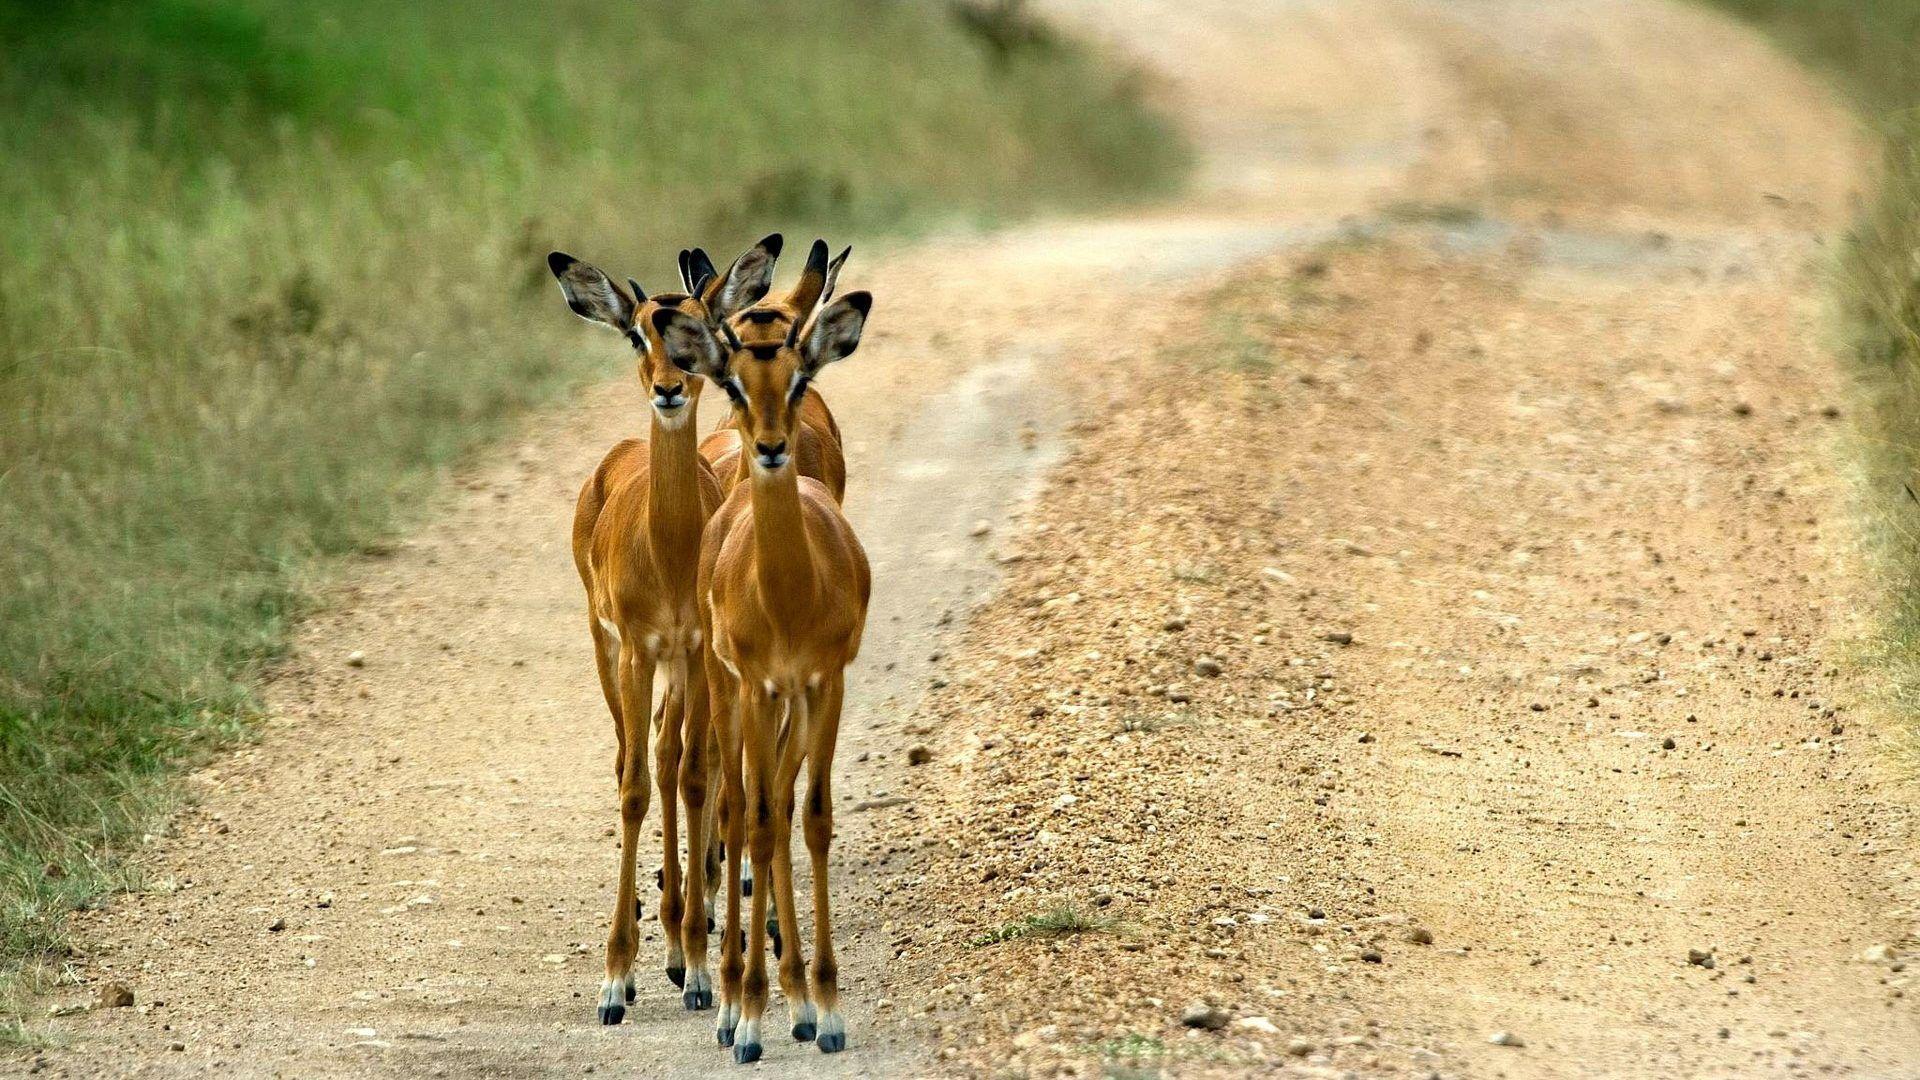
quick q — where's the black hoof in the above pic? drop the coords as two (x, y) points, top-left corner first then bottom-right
(738, 930), (747, 952)
(655, 867), (664, 890)
(818, 1032), (846, 1054)
(625, 983), (636, 1004)
(717, 1025), (735, 1048)
(771, 934), (783, 960)
(708, 915), (716, 934)
(635, 898), (644, 919)
(666, 965), (686, 989)
(733, 1041), (762, 1065)
(742, 875), (753, 897)
(685, 988), (713, 1011)
(597, 1003), (625, 1026)
(792, 1022), (816, 1042)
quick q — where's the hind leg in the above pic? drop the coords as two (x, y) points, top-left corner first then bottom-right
(655, 658), (688, 990)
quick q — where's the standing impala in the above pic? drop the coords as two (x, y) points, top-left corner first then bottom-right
(655, 284), (874, 1063)
(546, 236), (778, 1024)
(697, 239), (852, 502)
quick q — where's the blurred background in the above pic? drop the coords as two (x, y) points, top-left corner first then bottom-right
(0, 0), (1181, 1002)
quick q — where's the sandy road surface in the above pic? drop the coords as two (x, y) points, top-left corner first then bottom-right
(20, 1), (1914, 1077)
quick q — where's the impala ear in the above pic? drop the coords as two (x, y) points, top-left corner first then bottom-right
(547, 252), (637, 332)
(710, 234), (782, 320)
(788, 239), (831, 314)
(802, 291), (871, 373)
(651, 306), (727, 378)
(821, 245), (851, 306)
(686, 248), (719, 301)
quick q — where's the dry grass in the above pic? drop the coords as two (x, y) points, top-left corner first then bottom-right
(1698, 1), (1920, 742)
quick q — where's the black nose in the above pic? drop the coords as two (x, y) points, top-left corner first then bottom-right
(755, 441), (786, 458)
(653, 383), (683, 400)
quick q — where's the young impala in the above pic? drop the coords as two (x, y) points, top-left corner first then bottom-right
(546, 236), (778, 1024)
(697, 239), (851, 502)
(655, 283), (874, 1063)
(677, 239), (851, 913)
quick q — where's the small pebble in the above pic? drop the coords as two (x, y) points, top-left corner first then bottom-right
(1180, 1002), (1230, 1030)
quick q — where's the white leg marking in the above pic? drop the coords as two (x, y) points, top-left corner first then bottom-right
(790, 997), (817, 1036)
(596, 616), (621, 667)
(598, 975), (627, 1018)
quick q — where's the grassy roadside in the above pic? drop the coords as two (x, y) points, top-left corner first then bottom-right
(0, 0), (1184, 1036)
(1697, 1), (1920, 733)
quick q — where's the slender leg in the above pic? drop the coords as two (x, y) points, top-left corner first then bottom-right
(656, 656), (687, 989)
(734, 686), (777, 1065)
(772, 693), (814, 1043)
(600, 640), (654, 1024)
(804, 674), (847, 1052)
(710, 651), (747, 1048)
(679, 655), (714, 1010)
(702, 751), (723, 925)
(588, 614), (624, 782)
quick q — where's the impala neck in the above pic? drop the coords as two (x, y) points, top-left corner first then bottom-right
(748, 462), (815, 609)
(646, 406), (704, 558)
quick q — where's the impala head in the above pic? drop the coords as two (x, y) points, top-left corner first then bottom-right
(653, 240), (870, 477)
(546, 236), (782, 427)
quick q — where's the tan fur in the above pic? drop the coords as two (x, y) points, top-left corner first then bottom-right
(568, 288), (724, 1013)
(667, 281), (873, 1055)
(698, 386), (846, 502)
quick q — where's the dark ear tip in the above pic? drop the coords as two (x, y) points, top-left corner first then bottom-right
(844, 291), (873, 315)
(628, 278), (646, 303)
(650, 307), (680, 332)
(806, 239), (829, 269)
(759, 233), (784, 258)
(547, 251), (576, 277)
(837, 245), (852, 261)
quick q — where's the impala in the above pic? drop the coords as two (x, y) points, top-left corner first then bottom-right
(547, 235), (779, 1023)
(697, 239), (851, 502)
(655, 282), (875, 1063)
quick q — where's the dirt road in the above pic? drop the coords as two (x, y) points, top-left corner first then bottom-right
(27, 1), (1918, 1077)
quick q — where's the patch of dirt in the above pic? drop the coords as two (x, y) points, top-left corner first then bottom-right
(882, 236), (1918, 1076)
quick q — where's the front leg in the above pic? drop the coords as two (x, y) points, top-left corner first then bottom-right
(804, 674), (848, 1052)
(772, 693), (813, 1044)
(734, 685), (778, 1064)
(601, 640), (654, 1024)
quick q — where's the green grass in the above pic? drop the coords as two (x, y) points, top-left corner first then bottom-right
(1695, 1), (1920, 731)
(968, 904), (1114, 946)
(0, 0), (1185, 1019)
